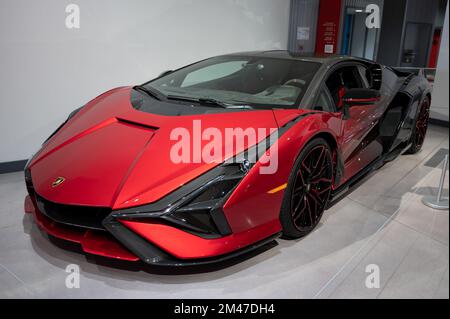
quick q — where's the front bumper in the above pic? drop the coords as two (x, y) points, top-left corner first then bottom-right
(25, 195), (280, 266)
(25, 195), (138, 261)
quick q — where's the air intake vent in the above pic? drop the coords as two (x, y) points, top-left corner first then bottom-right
(35, 194), (111, 231)
(370, 64), (383, 90)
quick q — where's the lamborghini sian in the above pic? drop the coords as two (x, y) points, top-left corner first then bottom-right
(24, 51), (432, 266)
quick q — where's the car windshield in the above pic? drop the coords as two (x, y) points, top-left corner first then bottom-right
(144, 55), (321, 109)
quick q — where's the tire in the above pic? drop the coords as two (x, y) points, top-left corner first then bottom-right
(406, 97), (431, 154)
(280, 138), (333, 239)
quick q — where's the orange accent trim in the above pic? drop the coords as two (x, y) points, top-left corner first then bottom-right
(267, 183), (287, 194)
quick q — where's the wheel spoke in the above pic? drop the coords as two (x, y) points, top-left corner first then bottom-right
(292, 183), (304, 196)
(297, 169), (306, 186)
(301, 161), (311, 175)
(312, 147), (326, 174)
(308, 191), (323, 211)
(290, 143), (333, 231)
(298, 202), (309, 226)
(311, 177), (332, 184)
(293, 197), (307, 220)
(414, 99), (430, 149)
(317, 186), (331, 197)
(292, 196), (304, 217)
(311, 163), (330, 180)
(305, 197), (314, 225)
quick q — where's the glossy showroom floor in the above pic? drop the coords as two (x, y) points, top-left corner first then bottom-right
(0, 125), (448, 299)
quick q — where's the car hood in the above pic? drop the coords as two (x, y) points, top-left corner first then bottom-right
(29, 87), (306, 209)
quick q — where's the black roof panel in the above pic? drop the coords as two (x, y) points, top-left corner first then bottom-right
(226, 50), (371, 65)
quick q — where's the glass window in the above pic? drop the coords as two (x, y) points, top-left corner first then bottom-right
(181, 61), (246, 87)
(146, 56), (321, 109)
(381, 68), (399, 93)
(315, 88), (335, 112)
(357, 65), (371, 88)
(325, 66), (365, 108)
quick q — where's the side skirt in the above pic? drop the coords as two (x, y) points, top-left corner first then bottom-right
(326, 142), (412, 208)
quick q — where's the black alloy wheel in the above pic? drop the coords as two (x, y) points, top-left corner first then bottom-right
(407, 97), (431, 154)
(280, 138), (333, 238)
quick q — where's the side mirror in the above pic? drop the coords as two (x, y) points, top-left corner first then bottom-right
(342, 88), (381, 119)
(342, 88), (381, 106)
(158, 70), (173, 78)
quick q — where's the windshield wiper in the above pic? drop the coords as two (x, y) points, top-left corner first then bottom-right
(226, 104), (253, 110)
(198, 98), (228, 108)
(167, 95), (227, 108)
(134, 85), (165, 101)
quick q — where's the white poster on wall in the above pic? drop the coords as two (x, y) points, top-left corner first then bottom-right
(297, 27), (310, 40)
(324, 44), (334, 53)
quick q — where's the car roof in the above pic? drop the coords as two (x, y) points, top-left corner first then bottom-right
(226, 50), (372, 65)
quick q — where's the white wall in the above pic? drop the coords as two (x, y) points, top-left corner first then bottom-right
(431, 2), (449, 122)
(0, 0), (290, 162)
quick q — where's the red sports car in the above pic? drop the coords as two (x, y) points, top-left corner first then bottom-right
(24, 51), (431, 266)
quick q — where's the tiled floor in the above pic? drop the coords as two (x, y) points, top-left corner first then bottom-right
(0, 125), (448, 299)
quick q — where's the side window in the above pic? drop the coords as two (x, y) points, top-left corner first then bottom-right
(325, 65), (365, 109)
(314, 87), (335, 112)
(381, 68), (399, 92)
(181, 61), (246, 87)
(357, 65), (372, 88)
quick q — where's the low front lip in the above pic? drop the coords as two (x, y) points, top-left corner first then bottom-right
(103, 214), (281, 266)
(25, 195), (139, 262)
(25, 193), (281, 266)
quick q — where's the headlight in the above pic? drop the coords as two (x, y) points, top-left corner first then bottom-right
(113, 164), (243, 238)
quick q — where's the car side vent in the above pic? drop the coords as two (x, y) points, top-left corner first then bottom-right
(370, 64), (383, 90)
(116, 118), (159, 131)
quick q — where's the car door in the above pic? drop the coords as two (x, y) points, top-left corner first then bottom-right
(325, 64), (384, 185)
